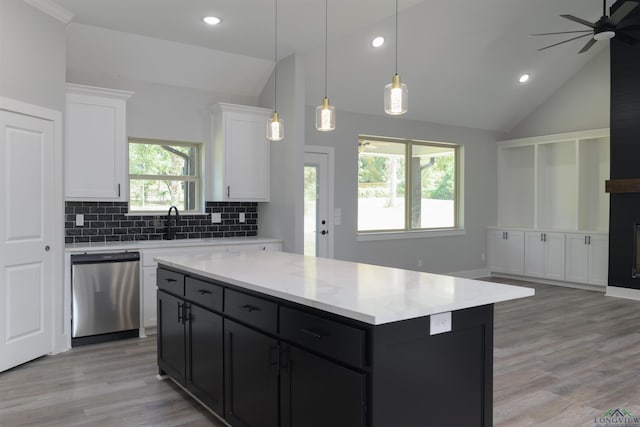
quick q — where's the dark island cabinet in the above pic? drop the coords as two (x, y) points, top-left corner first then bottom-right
(224, 320), (279, 427)
(157, 291), (186, 385)
(280, 344), (366, 427)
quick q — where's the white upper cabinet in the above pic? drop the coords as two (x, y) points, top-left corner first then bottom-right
(65, 84), (133, 200)
(210, 103), (271, 202)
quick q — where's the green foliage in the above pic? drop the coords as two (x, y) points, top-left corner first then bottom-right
(421, 154), (455, 200)
(358, 155), (388, 183)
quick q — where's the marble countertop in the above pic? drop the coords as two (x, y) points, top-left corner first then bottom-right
(65, 236), (282, 253)
(155, 251), (534, 325)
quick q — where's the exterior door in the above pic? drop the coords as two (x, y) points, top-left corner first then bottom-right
(0, 110), (54, 372)
(304, 150), (333, 258)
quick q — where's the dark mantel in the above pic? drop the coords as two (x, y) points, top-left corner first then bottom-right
(605, 179), (640, 194)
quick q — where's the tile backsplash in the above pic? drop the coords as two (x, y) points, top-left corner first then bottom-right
(65, 201), (258, 244)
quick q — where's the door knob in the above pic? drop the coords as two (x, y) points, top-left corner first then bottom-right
(321, 220), (326, 225)
(321, 230), (328, 235)
(44, 245), (50, 252)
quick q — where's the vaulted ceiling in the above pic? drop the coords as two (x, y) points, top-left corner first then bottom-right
(53, 0), (615, 132)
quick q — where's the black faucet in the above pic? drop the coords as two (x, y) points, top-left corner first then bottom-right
(166, 205), (180, 240)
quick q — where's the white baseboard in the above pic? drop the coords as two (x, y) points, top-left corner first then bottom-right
(489, 273), (605, 292)
(447, 268), (490, 279)
(606, 286), (640, 301)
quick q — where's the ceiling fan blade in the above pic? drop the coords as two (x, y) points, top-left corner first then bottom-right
(530, 30), (592, 36)
(609, 0), (640, 25)
(537, 33), (592, 51)
(560, 14), (596, 28)
(578, 38), (598, 53)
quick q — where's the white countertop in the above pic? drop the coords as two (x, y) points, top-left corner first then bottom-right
(65, 236), (282, 253)
(155, 251), (534, 325)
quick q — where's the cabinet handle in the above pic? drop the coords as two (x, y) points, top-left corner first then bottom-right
(540, 233), (543, 242)
(588, 235), (591, 245)
(543, 233), (546, 242)
(197, 289), (212, 295)
(300, 328), (325, 340)
(118, 183), (121, 197)
(177, 302), (183, 323)
(165, 278), (177, 283)
(240, 304), (260, 313)
(227, 185), (230, 198)
(269, 344), (280, 375)
(584, 235), (588, 245)
(505, 231), (508, 240)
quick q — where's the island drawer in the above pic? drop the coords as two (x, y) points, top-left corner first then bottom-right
(157, 268), (184, 295)
(280, 306), (365, 368)
(185, 277), (223, 312)
(224, 289), (277, 334)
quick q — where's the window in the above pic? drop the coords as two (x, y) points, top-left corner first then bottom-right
(358, 136), (461, 233)
(128, 138), (202, 213)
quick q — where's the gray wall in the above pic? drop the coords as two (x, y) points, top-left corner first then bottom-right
(258, 54), (306, 254)
(506, 48), (610, 139)
(305, 107), (499, 274)
(0, 0), (66, 111)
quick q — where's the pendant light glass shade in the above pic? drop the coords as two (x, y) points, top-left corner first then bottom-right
(385, 0), (407, 116)
(267, 111), (284, 141)
(384, 74), (407, 115)
(316, 98), (335, 131)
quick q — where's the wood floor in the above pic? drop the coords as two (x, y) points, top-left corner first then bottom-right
(1, 280), (639, 426)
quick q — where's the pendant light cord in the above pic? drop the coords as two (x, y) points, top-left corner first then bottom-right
(274, 0), (278, 111)
(395, 0), (399, 75)
(603, 0), (606, 17)
(324, 0), (328, 98)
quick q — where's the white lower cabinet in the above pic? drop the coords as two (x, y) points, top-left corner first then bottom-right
(565, 233), (608, 286)
(487, 230), (524, 275)
(141, 242), (283, 330)
(524, 232), (565, 280)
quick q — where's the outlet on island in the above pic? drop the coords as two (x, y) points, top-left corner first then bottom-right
(239, 212), (245, 223)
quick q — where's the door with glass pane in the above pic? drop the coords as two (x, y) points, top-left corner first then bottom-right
(304, 152), (330, 258)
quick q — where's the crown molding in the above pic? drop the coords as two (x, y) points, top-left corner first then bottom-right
(23, 0), (74, 24)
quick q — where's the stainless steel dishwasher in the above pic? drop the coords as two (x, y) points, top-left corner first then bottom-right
(71, 252), (140, 346)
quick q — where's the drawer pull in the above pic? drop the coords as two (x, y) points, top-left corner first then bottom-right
(165, 278), (177, 283)
(300, 328), (326, 340)
(240, 304), (261, 313)
(197, 289), (212, 295)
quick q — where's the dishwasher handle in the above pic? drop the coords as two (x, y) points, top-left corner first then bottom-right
(71, 252), (140, 264)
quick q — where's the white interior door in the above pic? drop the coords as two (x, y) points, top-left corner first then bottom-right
(0, 110), (54, 372)
(304, 149), (333, 258)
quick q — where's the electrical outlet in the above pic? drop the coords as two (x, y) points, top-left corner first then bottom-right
(481, 252), (486, 262)
(211, 212), (222, 223)
(430, 312), (452, 335)
(417, 259), (423, 268)
(75, 214), (84, 227)
(239, 212), (246, 223)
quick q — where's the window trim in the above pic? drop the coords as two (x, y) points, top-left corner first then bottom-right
(357, 135), (463, 235)
(128, 137), (204, 214)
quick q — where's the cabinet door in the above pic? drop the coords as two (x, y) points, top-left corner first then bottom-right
(565, 234), (589, 283)
(157, 291), (186, 385)
(524, 232), (545, 277)
(280, 344), (365, 427)
(187, 304), (224, 415)
(65, 88), (130, 200)
(505, 231), (524, 275)
(225, 111), (270, 201)
(224, 320), (279, 427)
(487, 230), (507, 273)
(543, 232), (566, 281)
(143, 267), (157, 328)
(588, 234), (609, 286)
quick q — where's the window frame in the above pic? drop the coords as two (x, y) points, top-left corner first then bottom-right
(357, 135), (463, 237)
(128, 137), (203, 214)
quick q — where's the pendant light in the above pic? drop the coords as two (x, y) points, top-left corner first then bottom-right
(384, 0), (407, 115)
(267, 0), (284, 141)
(315, 0), (335, 131)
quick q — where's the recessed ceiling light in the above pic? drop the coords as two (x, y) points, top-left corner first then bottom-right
(203, 16), (221, 25)
(519, 73), (531, 84)
(371, 36), (385, 48)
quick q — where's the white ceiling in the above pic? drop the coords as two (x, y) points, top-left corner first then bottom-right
(52, 0), (614, 133)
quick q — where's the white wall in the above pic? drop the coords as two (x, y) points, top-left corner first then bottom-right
(305, 107), (499, 274)
(258, 54), (306, 254)
(0, 0), (66, 111)
(506, 48), (610, 139)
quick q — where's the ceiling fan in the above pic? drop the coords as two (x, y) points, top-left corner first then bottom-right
(531, 0), (640, 53)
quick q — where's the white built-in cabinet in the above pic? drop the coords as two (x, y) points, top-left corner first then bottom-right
(65, 84), (133, 200)
(565, 233), (609, 287)
(487, 230), (524, 275)
(210, 103), (271, 202)
(489, 129), (610, 289)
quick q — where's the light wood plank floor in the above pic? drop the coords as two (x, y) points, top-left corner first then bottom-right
(1, 280), (639, 426)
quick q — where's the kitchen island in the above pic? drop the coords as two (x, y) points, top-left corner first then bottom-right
(155, 251), (534, 427)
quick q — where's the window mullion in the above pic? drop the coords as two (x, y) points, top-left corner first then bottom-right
(405, 142), (411, 231)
